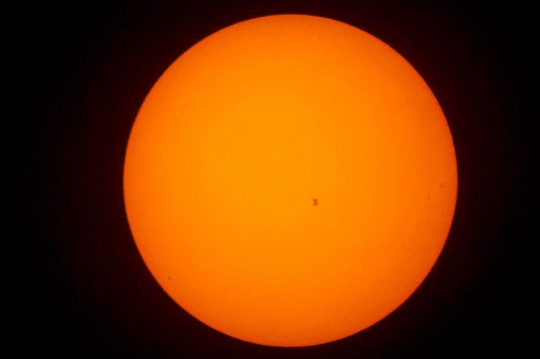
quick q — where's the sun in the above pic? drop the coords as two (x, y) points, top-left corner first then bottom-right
(123, 14), (457, 347)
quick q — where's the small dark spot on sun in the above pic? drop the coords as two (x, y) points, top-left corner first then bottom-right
(313, 199), (318, 206)
(168, 276), (171, 281)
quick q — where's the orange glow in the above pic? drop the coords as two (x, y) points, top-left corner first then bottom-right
(123, 15), (457, 347)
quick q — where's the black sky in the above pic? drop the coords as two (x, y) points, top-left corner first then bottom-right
(16, 1), (533, 357)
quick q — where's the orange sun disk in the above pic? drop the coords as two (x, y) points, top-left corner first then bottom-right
(123, 15), (458, 347)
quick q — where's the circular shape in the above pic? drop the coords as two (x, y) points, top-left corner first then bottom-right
(123, 14), (457, 347)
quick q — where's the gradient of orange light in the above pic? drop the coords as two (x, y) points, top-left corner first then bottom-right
(123, 15), (457, 347)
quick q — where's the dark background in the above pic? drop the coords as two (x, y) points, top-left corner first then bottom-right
(17, 1), (533, 357)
